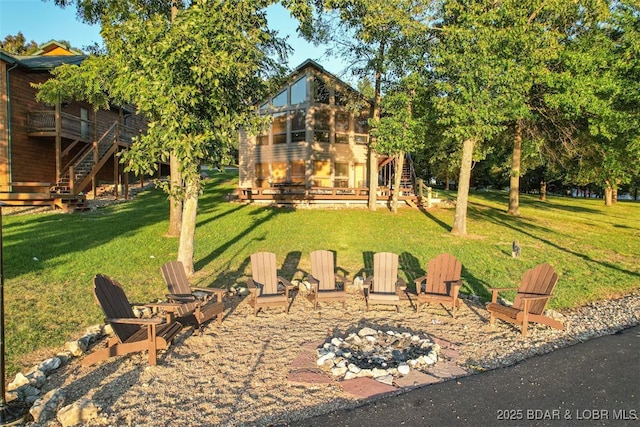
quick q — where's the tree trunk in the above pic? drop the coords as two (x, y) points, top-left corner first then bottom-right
(368, 42), (385, 211)
(391, 152), (405, 213)
(539, 180), (547, 201)
(451, 138), (476, 236)
(604, 181), (613, 206)
(508, 121), (522, 216)
(177, 177), (199, 276)
(167, 152), (183, 237)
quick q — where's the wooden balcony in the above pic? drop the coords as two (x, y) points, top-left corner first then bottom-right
(27, 110), (94, 142)
(236, 185), (417, 205)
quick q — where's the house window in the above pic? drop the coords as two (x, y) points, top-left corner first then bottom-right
(355, 163), (367, 187)
(313, 76), (330, 104)
(290, 77), (307, 105)
(271, 162), (287, 184)
(272, 112), (287, 144)
(313, 160), (331, 187)
(80, 108), (90, 139)
(273, 89), (287, 108)
(290, 160), (306, 184)
(335, 111), (350, 144)
(291, 109), (306, 143)
(335, 90), (348, 107)
(313, 109), (330, 143)
(255, 163), (268, 187)
(355, 112), (369, 145)
(334, 162), (349, 188)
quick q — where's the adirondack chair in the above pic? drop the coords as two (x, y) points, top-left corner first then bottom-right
(82, 274), (183, 367)
(413, 253), (463, 317)
(363, 252), (406, 311)
(305, 250), (349, 310)
(487, 263), (564, 336)
(161, 260), (225, 327)
(247, 252), (295, 315)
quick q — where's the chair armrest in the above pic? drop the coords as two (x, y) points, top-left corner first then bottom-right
(335, 273), (351, 285)
(363, 276), (373, 290)
(277, 276), (292, 287)
(165, 294), (196, 302)
(306, 275), (319, 292)
(413, 275), (427, 294)
(520, 294), (553, 301)
(106, 317), (164, 325)
(489, 287), (519, 303)
(192, 287), (226, 301)
(146, 302), (182, 311)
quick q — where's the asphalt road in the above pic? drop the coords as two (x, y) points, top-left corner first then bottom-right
(291, 325), (640, 427)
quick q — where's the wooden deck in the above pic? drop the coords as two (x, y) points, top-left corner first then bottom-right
(236, 185), (419, 206)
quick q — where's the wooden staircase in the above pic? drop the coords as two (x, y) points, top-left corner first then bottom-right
(50, 122), (126, 212)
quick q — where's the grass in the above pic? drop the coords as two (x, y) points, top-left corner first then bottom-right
(3, 170), (639, 375)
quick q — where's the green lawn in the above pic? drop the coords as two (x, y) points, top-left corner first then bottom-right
(4, 170), (639, 375)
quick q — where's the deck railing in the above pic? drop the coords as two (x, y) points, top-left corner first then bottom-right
(28, 111), (95, 142)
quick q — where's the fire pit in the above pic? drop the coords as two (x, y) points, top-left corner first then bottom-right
(316, 327), (440, 383)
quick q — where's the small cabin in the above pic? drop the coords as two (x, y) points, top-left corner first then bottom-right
(237, 59), (417, 206)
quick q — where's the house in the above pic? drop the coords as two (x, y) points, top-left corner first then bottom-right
(237, 59), (417, 206)
(0, 44), (151, 212)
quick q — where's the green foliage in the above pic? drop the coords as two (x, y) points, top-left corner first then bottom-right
(0, 32), (39, 54)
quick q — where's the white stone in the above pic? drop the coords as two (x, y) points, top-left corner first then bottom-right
(357, 369), (373, 378)
(352, 276), (364, 288)
(331, 337), (343, 347)
(386, 330), (396, 336)
(331, 366), (348, 377)
(237, 287), (250, 296)
(30, 388), (66, 424)
(371, 368), (388, 378)
(344, 371), (358, 380)
(335, 359), (347, 368)
(398, 364), (411, 375)
(348, 364), (361, 374)
(342, 351), (352, 359)
(8, 373), (29, 391)
(427, 351), (438, 362)
(27, 369), (47, 388)
(64, 340), (86, 357)
(411, 335), (421, 342)
(39, 357), (62, 374)
(408, 359), (418, 368)
(317, 352), (335, 366)
(365, 335), (377, 343)
(85, 324), (103, 336)
(419, 355), (436, 365)
(57, 398), (100, 427)
(358, 327), (377, 337)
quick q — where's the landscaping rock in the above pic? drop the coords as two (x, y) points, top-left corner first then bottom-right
(30, 388), (66, 424)
(57, 398), (101, 427)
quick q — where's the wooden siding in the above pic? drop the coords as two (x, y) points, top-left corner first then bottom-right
(0, 61), (8, 184)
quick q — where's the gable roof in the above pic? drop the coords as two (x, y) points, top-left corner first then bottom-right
(0, 51), (86, 71)
(33, 40), (84, 56)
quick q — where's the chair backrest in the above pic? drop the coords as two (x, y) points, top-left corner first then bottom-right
(426, 253), (462, 295)
(310, 250), (336, 291)
(513, 263), (559, 314)
(251, 252), (280, 296)
(161, 260), (191, 295)
(372, 252), (399, 293)
(93, 274), (140, 343)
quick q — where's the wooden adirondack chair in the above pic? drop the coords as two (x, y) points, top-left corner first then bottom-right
(305, 250), (349, 310)
(487, 263), (564, 336)
(413, 253), (463, 317)
(161, 260), (225, 327)
(247, 252), (295, 315)
(82, 274), (183, 367)
(363, 252), (406, 311)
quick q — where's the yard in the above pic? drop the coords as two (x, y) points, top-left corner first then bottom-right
(4, 169), (640, 376)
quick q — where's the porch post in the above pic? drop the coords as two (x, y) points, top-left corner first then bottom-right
(55, 101), (61, 181)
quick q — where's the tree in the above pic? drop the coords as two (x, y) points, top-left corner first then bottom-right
(39, 0), (289, 274)
(300, 0), (430, 211)
(1, 32), (39, 54)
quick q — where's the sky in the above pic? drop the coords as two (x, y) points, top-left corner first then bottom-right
(0, 0), (350, 80)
